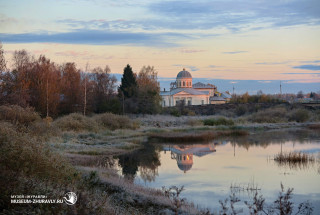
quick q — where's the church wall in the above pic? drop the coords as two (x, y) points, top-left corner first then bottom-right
(161, 94), (209, 107)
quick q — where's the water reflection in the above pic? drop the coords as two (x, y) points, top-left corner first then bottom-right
(117, 143), (161, 182)
(163, 143), (217, 173)
(114, 129), (320, 213)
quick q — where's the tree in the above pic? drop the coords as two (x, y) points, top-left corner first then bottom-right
(136, 66), (161, 114)
(91, 66), (118, 113)
(257, 90), (263, 96)
(119, 64), (137, 99)
(29, 56), (60, 116)
(297, 91), (304, 99)
(0, 50), (33, 106)
(0, 42), (6, 73)
(60, 63), (81, 114)
(309, 92), (315, 98)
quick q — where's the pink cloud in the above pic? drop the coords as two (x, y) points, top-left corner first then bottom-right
(178, 48), (206, 53)
(55, 50), (89, 57)
(32, 49), (49, 54)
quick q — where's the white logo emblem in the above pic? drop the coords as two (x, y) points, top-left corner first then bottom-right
(63, 192), (77, 205)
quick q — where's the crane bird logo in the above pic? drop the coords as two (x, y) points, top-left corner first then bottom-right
(63, 192), (77, 205)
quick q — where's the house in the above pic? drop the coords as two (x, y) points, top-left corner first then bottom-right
(160, 68), (228, 107)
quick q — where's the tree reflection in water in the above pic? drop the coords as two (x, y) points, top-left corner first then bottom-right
(117, 143), (161, 182)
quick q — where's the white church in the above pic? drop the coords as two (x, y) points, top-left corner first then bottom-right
(160, 68), (230, 107)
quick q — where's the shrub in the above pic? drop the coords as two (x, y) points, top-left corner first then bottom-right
(250, 107), (287, 123)
(0, 105), (40, 126)
(94, 113), (139, 130)
(170, 108), (181, 117)
(288, 108), (310, 123)
(186, 118), (203, 126)
(53, 113), (99, 132)
(235, 105), (248, 116)
(203, 117), (234, 126)
(0, 122), (77, 182)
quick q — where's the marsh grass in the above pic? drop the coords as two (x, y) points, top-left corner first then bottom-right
(203, 117), (235, 126)
(53, 113), (100, 132)
(274, 152), (315, 163)
(273, 151), (316, 171)
(249, 107), (288, 123)
(94, 113), (140, 130)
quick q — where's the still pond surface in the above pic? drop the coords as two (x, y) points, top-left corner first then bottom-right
(116, 129), (320, 213)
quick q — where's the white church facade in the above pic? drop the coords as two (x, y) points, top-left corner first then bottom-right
(160, 69), (230, 107)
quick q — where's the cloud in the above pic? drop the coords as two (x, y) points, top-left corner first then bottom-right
(292, 65), (320, 71)
(222, 51), (247, 54)
(172, 64), (199, 71)
(55, 50), (90, 57)
(258, 80), (272, 83)
(255, 61), (290, 65)
(178, 48), (206, 53)
(282, 72), (320, 75)
(0, 29), (186, 47)
(148, 0), (320, 32)
(55, 0), (320, 35)
(229, 81), (238, 84)
(32, 49), (49, 54)
(208, 65), (221, 68)
(300, 60), (320, 64)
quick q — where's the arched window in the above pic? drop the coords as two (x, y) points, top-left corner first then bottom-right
(183, 81), (185, 86)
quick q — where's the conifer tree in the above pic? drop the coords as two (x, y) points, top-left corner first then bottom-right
(119, 64), (137, 98)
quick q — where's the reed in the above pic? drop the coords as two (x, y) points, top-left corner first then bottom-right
(274, 151), (315, 163)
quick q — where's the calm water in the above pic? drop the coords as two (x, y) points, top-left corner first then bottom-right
(116, 129), (320, 213)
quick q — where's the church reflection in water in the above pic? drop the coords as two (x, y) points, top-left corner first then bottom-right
(163, 144), (217, 173)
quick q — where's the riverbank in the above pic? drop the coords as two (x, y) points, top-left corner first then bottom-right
(1, 105), (319, 214)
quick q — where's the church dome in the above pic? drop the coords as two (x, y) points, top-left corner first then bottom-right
(177, 68), (192, 79)
(177, 163), (193, 172)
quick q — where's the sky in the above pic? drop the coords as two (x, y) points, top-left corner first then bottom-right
(0, 0), (319, 94)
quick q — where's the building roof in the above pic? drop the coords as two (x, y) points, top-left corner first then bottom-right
(193, 82), (216, 89)
(210, 96), (226, 101)
(177, 69), (192, 78)
(160, 88), (209, 96)
(221, 92), (232, 99)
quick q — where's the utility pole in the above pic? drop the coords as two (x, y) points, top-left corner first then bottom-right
(46, 77), (49, 118)
(122, 90), (125, 115)
(280, 81), (282, 96)
(83, 63), (89, 116)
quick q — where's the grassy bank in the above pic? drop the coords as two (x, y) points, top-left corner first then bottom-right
(149, 130), (248, 143)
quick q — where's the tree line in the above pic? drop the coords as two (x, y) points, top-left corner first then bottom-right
(0, 43), (161, 117)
